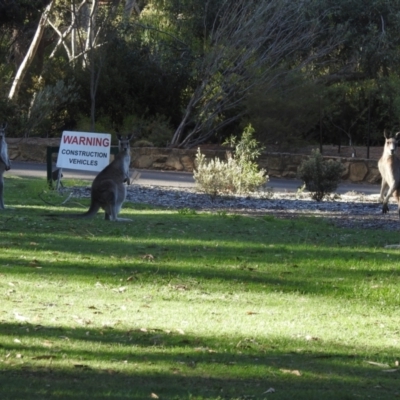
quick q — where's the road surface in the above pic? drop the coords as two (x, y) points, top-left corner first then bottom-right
(7, 161), (380, 195)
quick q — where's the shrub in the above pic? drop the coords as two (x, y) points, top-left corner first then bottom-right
(194, 124), (268, 198)
(76, 114), (113, 134)
(122, 114), (174, 147)
(297, 150), (344, 201)
(133, 139), (154, 147)
(26, 80), (79, 137)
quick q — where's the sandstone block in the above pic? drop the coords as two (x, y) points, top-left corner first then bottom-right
(165, 154), (183, 170)
(181, 155), (194, 172)
(349, 162), (368, 182)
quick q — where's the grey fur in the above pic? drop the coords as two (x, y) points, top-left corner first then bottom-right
(0, 123), (11, 209)
(378, 130), (400, 217)
(50, 134), (133, 221)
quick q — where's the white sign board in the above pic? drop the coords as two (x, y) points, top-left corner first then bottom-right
(56, 131), (111, 172)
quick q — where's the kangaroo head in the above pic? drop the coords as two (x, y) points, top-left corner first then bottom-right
(0, 123), (7, 141)
(0, 122), (10, 170)
(384, 130), (399, 156)
(116, 134), (133, 153)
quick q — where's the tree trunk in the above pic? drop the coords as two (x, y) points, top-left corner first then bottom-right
(8, 0), (54, 101)
(125, 0), (140, 16)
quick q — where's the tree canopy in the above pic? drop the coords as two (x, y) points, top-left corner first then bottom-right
(1, 0), (400, 149)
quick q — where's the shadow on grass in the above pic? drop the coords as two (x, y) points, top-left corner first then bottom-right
(1, 180), (399, 399)
(1, 208), (400, 302)
(0, 322), (398, 400)
(1, 253), (399, 303)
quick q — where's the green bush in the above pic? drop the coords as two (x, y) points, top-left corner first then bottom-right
(194, 124), (268, 198)
(297, 150), (344, 201)
(122, 114), (174, 147)
(76, 114), (114, 134)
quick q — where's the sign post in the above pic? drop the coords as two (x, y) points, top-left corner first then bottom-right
(56, 131), (111, 172)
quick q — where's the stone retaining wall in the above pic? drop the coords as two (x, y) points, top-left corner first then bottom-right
(7, 138), (381, 184)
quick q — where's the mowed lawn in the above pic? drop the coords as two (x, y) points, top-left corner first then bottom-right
(0, 176), (399, 400)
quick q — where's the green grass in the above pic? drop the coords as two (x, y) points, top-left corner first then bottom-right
(0, 176), (399, 400)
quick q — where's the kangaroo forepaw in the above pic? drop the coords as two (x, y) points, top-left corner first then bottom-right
(382, 203), (390, 214)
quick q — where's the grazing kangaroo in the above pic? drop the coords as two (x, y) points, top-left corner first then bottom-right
(0, 123), (11, 209)
(50, 134), (133, 221)
(378, 131), (400, 217)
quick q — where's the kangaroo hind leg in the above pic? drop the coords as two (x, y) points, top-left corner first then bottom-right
(382, 182), (397, 214)
(104, 201), (118, 221)
(0, 174), (4, 209)
(104, 198), (131, 221)
(113, 184), (131, 221)
(395, 189), (400, 219)
(379, 179), (388, 203)
(104, 206), (131, 222)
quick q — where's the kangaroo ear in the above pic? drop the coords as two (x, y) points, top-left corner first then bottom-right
(384, 129), (389, 139)
(395, 132), (400, 141)
(116, 134), (122, 141)
(127, 134), (134, 141)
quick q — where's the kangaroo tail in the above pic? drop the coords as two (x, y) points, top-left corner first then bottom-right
(44, 202), (101, 219)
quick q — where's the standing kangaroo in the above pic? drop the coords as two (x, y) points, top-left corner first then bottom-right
(378, 130), (400, 217)
(0, 123), (11, 209)
(50, 134), (133, 221)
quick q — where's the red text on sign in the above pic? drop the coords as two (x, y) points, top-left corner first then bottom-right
(62, 135), (110, 147)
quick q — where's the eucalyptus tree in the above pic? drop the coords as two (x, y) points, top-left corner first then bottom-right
(313, 0), (400, 147)
(0, 0), (51, 72)
(167, 0), (344, 148)
(0, 0), (55, 123)
(5, 0), (131, 132)
(5, 0), (54, 100)
(317, 0), (400, 84)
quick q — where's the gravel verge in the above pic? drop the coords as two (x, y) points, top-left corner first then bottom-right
(70, 183), (400, 231)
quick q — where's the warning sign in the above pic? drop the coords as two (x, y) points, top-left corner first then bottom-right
(56, 131), (111, 172)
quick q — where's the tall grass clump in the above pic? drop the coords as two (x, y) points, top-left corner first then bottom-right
(297, 149), (344, 201)
(194, 124), (268, 198)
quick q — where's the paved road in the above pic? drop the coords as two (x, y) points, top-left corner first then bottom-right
(7, 161), (380, 195)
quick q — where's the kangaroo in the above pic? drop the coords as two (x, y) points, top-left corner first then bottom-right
(49, 134), (133, 221)
(0, 123), (11, 209)
(378, 130), (400, 217)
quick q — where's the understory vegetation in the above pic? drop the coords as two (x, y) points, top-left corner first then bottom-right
(297, 150), (345, 201)
(0, 176), (399, 400)
(194, 125), (268, 197)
